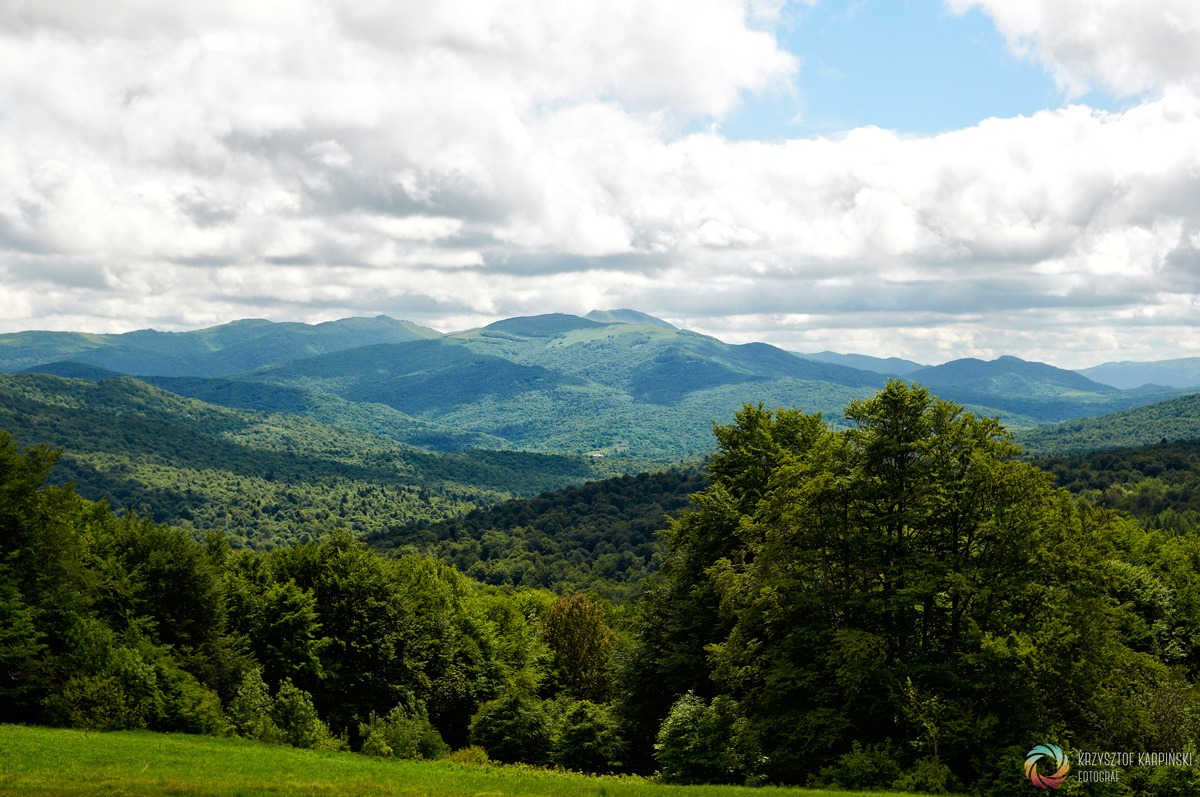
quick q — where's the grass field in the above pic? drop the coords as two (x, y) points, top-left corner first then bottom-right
(0, 724), (935, 797)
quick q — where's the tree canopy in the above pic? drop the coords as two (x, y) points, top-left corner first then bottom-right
(622, 382), (1200, 792)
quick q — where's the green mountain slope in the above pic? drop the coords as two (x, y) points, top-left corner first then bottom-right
(450, 313), (886, 403)
(905, 355), (1180, 422)
(0, 373), (625, 547)
(2, 316), (440, 377)
(911, 355), (1118, 395)
(584, 308), (678, 328)
(20, 362), (510, 452)
(249, 339), (581, 413)
(218, 315), (889, 459)
(1016, 392), (1200, 456)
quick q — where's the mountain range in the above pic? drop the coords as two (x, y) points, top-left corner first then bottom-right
(1, 310), (1192, 460)
(2, 308), (1199, 548)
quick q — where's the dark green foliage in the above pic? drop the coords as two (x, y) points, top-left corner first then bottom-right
(0, 579), (45, 717)
(270, 678), (341, 750)
(372, 468), (703, 602)
(469, 692), (554, 765)
(228, 667), (283, 743)
(0, 430), (588, 764)
(553, 699), (623, 773)
(626, 382), (1200, 792)
(654, 693), (760, 785)
(1037, 437), (1200, 532)
(814, 742), (903, 791)
(250, 580), (326, 687)
(11, 366), (1200, 794)
(43, 621), (227, 735)
(616, 404), (816, 772)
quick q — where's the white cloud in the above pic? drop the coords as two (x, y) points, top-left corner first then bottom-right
(0, 1), (1199, 368)
(947, 0), (1200, 97)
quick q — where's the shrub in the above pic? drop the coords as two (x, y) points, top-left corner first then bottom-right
(228, 668), (283, 743)
(654, 692), (761, 785)
(469, 692), (553, 765)
(815, 742), (902, 790)
(448, 745), (491, 766)
(357, 697), (449, 760)
(271, 678), (340, 750)
(554, 700), (623, 773)
(156, 663), (229, 736)
(45, 674), (134, 731)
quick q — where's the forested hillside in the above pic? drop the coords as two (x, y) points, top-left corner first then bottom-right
(0, 373), (624, 548)
(370, 468), (706, 602)
(8, 383), (1200, 796)
(1018, 391), (1200, 455)
(1038, 437), (1200, 534)
(619, 384), (1200, 793)
(0, 433), (626, 761)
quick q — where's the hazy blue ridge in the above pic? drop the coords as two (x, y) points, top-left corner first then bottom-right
(791, 350), (925, 375)
(1078, 357), (1200, 390)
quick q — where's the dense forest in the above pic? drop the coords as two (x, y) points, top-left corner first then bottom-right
(368, 434), (1200, 606)
(0, 430), (626, 767)
(1038, 437), (1200, 535)
(0, 373), (626, 548)
(1017, 392), (1200, 456)
(370, 468), (705, 602)
(5, 381), (1200, 795)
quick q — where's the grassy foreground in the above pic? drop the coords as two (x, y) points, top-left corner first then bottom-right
(0, 724), (933, 797)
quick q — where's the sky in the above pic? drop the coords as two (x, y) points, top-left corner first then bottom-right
(1, 0), (1199, 368)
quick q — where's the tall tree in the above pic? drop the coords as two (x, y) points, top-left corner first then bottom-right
(540, 593), (617, 702)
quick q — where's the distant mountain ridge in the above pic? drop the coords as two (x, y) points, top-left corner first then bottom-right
(2, 310), (1191, 460)
(584, 308), (678, 328)
(1079, 357), (1200, 390)
(910, 355), (1118, 396)
(793, 350), (925, 376)
(0, 315), (440, 377)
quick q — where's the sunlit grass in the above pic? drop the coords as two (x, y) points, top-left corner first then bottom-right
(0, 724), (935, 797)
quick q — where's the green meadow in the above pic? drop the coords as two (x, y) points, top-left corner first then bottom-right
(0, 724), (933, 797)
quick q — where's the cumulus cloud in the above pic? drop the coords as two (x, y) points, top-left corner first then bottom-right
(948, 0), (1200, 97)
(0, 0), (1198, 367)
